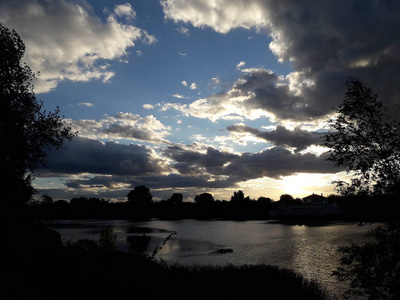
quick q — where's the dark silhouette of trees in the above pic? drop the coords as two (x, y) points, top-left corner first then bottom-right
(0, 23), (74, 206)
(167, 193), (183, 205)
(230, 190), (251, 203)
(323, 78), (400, 196)
(127, 186), (153, 205)
(333, 222), (400, 299)
(194, 192), (214, 205)
(325, 79), (400, 299)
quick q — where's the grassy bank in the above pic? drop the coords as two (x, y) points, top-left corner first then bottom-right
(2, 251), (333, 300)
(1, 223), (333, 300)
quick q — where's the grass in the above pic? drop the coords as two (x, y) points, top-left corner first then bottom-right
(2, 249), (333, 299)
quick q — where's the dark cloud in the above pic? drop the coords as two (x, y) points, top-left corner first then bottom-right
(163, 145), (238, 175)
(163, 0), (400, 121)
(164, 144), (339, 182)
(227, 124), (324, 152)
(64, 173), (233, 191)
(222, 147), (338, 181)
(42, 137), (170, 176)
(251, 1), (400, 120)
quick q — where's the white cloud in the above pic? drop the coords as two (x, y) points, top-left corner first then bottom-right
(189, 82), (197, 90)
(181, 80), (188, 86)
(70, 113), (171, 143)
(143, 104), (154, 109)
(78, 102), (95, 107)
(113, 3), (136, 20)
(161, 0), (268, 34)
(177, 26), (189, 36)
(0, 0), (156, 93)
(172, 93), (185, 99)
(236, 61), (246, 69)
(179, 52), (187, 56)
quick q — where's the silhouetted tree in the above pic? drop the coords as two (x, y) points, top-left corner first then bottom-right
(194, 193), (214, 205)
(334, 222), (400, 299)
(279, 194), (294, 203)
(230, 190), (249, 203)
(168, 193), (183, 205)
(323, 78), (400, 196)
(257, 197), (273, 204)
(127, 186), (153, 205)
(0, 23), (74, 205)
(40, 194), (53, 206)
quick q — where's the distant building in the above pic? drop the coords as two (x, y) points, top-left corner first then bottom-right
(302, 193), (328, 206)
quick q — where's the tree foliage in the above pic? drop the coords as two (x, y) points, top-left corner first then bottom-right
(323, 78), (400, 196)
(168, 193), (183, 205)
(127, 185), (153, 205)
(333, 222), (400, 299)
(194, 192), (214, 205)
(0, 23), (74, 204)
(230, 190), (251, 203)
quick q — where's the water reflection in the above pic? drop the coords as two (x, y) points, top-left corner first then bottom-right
(51, 219), (375, 300)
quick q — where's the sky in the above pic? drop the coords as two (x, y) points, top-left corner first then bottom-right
(1, 0), (400, 202)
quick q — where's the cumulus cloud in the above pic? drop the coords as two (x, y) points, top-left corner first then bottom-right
(161, 0), (400, 121)
(42, 137), (171, 176)
(143, 104), (154, 110)
(113, 3), (136, 20)
(159, 85), (270, 122)
(161, 0), (268, 34)
(71, 113), (171, 143)
(227, 124), (324, 152)
(189, 82), (197, 90)
(164, 143), (338, 183)
(0, 0), (156, 93)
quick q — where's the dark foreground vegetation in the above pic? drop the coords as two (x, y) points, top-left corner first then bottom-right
(1, 222), (332, 300)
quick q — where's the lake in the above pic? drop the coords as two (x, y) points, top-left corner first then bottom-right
(50, 219), (376, 299)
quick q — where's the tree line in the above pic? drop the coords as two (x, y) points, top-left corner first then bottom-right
(23, 187), (276, 220)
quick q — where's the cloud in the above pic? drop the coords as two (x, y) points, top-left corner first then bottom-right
(113, 3), (136, 20)
(181, 80), (188, 86)
(227, 124), (324, 152)
(77, 102), (95, 107)
(164, 143), (338, 183)
(42, 137), (171, 176)
(0, 0), (156, 93)
(70, 113), (171, 143)
(236, 61), (246, 69)
(161, 0), (267, 34)
(177, 26), (189, 36)
(161, 0), (400, 121)
(172, 93), (185, 99)
(143, 104), (154, 110)
(189, 82), (197, 90)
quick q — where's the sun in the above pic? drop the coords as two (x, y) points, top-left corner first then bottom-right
(280, 173), (334, 198)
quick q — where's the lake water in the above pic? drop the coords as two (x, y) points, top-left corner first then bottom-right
(50, 219), (376, 299)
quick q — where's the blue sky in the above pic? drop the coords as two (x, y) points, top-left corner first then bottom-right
(1, 0), (399, 202)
